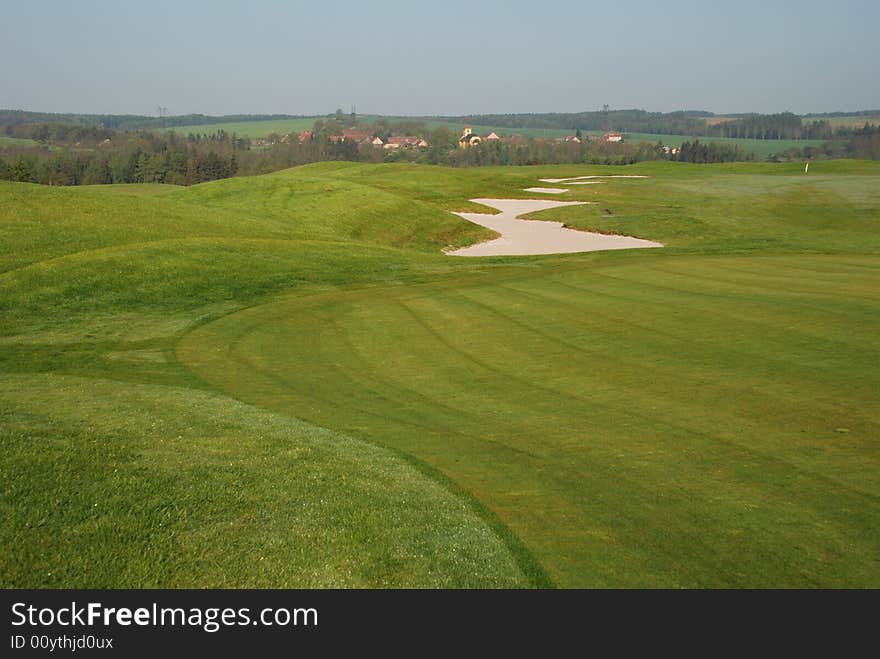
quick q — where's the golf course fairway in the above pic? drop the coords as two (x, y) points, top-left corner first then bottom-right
(179, 252), (879, 587)
(3, 160), (879, 587)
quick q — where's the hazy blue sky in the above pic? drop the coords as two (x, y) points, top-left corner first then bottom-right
(2, 0), (877, 116)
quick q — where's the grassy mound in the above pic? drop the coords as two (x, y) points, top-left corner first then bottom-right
(1, 373), (533, 587)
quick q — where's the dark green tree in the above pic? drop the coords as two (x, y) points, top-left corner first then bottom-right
(82, 156), (112, 185)
(7, 155), (37, 182)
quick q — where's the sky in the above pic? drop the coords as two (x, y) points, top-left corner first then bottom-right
(1, 0), (877, 117)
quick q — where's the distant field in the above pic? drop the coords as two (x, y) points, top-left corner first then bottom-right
(708, 114), (880, 129)
(167, 117), (318, 138)
(705, 116), (738, 127)
(3, 160), (878, 588)
(622, 132), (826, 157)
(0, 136), (39, 147)
(818, 114), (880, 128)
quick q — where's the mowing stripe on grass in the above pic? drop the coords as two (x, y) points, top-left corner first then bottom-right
(179, 253), (880, 587)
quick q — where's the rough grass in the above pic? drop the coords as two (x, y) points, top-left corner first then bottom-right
(2, 160), (878, 588)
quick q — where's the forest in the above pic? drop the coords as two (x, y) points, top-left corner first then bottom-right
(0, 129), (240, 186)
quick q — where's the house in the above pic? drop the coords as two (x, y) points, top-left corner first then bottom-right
(460, 127), (505, 147)
(383, 136), (428, 150)
(298, 130), (313, 143)
(564, 135), (581, 143)
(459, 126), (482, 148)
(342, 129), (371, 142)
(329, 130), (377, 145)
(604, 132), (623, 143)
(370, 136), (384, 147)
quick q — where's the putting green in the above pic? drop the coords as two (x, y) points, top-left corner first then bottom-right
(179, 251), (880, 587)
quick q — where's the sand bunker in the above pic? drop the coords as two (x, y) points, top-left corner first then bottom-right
(523, 187), (569, 194)
(540, 175), (649, 183)
(447, 199), (663, 257)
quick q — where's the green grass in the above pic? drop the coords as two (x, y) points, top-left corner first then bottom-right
(0, 136), (40, 147)
(180, 252), (880, 587)
(2, 160), (879, 587)
(1, 373), (532, 587)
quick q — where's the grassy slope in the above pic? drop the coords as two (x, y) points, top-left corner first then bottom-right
(0, 172), (491, 275)
(2, 160), (879, 587)
(1, 373), (530, 587)
(0, 171), (540, 588)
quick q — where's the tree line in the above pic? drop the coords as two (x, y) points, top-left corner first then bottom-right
(6, 107), (879, 141)
(705, 112), (833, 140)
(0, 130), (239, 186)
(775, 124), (880, 161)
(0, 109), (314, 131)
(432, 110), (878, 140)
(440, 110), (713, 135)
(673, 141), (751, 163)
(4, 117), (879, 188)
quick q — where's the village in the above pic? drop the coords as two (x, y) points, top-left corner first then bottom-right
(259, 125), (628, 150)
